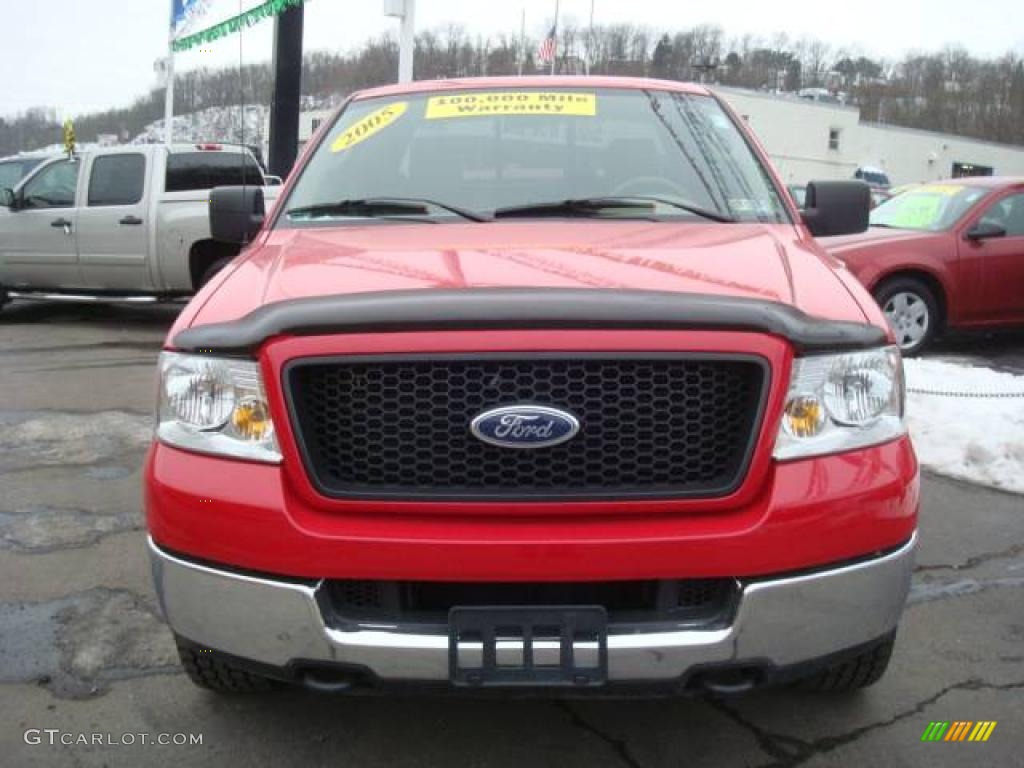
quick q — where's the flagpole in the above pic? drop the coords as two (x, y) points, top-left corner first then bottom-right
(550, 0), (559, 75)
(517, 8), (525, 76)
(586, 0), (595, 76)
(165, 8), (175, 145)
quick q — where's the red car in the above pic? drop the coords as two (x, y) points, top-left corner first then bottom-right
(146, 77), (918, 696)
(825, 178), (1024, 354)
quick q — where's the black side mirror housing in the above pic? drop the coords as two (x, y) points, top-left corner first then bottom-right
(210, 186), (266, 245)
(801, 181), (871, 237)
(965, 220), (1006, 241)
(0, 187), (15, 209)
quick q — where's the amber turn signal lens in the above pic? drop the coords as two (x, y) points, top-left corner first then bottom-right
(231, 398), (271, 441)
(783, 396), (825, 438)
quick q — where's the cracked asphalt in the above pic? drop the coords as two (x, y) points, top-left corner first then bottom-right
(0, 300), (1022, 767)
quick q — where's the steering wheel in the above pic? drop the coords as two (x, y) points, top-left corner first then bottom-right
(611, 176), (690, 199)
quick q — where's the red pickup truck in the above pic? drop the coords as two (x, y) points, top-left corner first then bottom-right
(146, 77), (918, 696)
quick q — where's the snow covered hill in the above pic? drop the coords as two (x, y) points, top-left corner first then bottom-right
(132, 95), (339, 146)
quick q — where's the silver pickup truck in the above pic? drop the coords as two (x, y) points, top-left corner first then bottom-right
(0, 143), (276, 310)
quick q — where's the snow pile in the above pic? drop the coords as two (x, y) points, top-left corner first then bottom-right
(904, 358), (1024, 494)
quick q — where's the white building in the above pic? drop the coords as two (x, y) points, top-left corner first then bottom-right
(715, 86), (1024, 186)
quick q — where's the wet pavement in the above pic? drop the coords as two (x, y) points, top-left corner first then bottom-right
(0, 299), (1021, 767)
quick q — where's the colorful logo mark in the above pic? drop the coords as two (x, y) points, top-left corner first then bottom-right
(921, 721), (997, 742)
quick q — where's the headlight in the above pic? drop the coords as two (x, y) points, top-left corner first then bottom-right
(774, 346), (905, 460)
(157, 352), (281, 463)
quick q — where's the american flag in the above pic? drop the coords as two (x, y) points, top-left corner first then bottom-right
(537, 25), (557, 64)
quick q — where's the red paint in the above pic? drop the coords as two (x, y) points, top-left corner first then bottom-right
(150, 77), (918, 587)
(826, 178), (1024, 329)
(146, 437), (917, 581)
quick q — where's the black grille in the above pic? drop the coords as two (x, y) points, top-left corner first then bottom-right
(325, 579), (738, 626)
(285, 354), (767, 500)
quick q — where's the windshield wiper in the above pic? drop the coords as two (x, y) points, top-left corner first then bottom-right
(286, 197), (489, 222)
(493, 196), (735, 223)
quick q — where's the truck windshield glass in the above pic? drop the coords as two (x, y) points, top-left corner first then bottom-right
(870, 184), (987, 231)
(282, 88), (788, 225)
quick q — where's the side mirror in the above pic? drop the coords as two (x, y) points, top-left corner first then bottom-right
(0, 187), (15, 209)
(965, 220), (1006, 242)
(210, 186), (265, 245)
(264, 175), (284, 187)
(801, 180), (871, 237)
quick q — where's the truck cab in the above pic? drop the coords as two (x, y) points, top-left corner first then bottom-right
(0, 143), (272, 307)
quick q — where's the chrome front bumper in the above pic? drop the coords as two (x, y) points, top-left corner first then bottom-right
(150, 534), (916, 684)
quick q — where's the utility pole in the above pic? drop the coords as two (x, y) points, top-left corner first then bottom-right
(268, 1), (304, 178)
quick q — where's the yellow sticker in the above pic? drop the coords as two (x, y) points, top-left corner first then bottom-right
(331, 102), (408, 153)
(425, 92), (596, 119)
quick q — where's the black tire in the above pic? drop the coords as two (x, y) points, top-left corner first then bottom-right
(873, 277), (940, 356)
(798, 636), (895, 693)
(198, 257), (232, 289)
(176, 637), (278, 694)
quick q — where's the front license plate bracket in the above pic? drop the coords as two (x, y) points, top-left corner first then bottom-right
(449, 606), (608, 687)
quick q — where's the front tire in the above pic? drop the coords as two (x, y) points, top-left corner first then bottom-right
(176, 637), (278, 694)
(874, 278), (939, 355)
(798, 635), (895, 692)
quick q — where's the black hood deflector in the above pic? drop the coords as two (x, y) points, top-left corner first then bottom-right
(173, 288), (886, 355)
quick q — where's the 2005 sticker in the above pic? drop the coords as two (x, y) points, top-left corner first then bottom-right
(425, 92), (597, 119)
(331, 102), (408, 153)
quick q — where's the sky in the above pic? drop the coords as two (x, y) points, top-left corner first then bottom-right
(2, 0), (1022, 119)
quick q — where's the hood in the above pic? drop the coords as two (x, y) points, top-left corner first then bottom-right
(823, 226), (939, 255)
(181, 220), (869, 329)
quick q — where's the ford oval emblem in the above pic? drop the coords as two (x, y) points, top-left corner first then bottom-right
(470, 405), (580, 449)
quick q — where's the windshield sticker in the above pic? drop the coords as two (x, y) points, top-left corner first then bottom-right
(425, 92), (597, 119)
(886, 195), (947, 228)
(921, 184), (964, 196)
(331, 102), (408, 153)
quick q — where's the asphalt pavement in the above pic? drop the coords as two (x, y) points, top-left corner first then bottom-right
(0, 300), (1021, 768)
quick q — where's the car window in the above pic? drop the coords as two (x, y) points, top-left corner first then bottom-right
(978, 192), (1024, 237)
(165, 152), (263, 192)
(870, 184), (986, 231)
(0, 161), (26, 189)
(283, 88), (789, 225)
(20, 159), (80, 209)
(88, 154), (146, 207)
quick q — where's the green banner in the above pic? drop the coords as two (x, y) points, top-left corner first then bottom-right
(172, 0), (305, 52)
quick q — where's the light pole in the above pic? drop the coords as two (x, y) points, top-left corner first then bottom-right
(384, 0), (416, 83)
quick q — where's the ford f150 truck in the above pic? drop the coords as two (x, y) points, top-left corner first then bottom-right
(147, 77), (918, 696)
(0, 143), (275, 309)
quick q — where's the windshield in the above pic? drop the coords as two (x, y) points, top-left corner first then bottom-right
(869, 184), (988, 231)
(282, 88), (788, 226)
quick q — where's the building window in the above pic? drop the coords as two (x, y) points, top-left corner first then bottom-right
(311, 118), (323, 133)
(828, 128), (841, 151)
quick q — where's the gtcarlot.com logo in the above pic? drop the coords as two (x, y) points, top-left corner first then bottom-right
(24, 730), (203, 746)
(921, 721), (997, 742)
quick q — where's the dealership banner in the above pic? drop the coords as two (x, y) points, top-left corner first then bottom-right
(171, 0), (306, 52)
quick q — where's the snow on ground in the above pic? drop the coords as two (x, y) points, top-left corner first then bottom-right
(904, 358), (1024, 494)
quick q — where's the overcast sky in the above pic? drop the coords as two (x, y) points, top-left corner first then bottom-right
(3, 0), (1023, 119)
